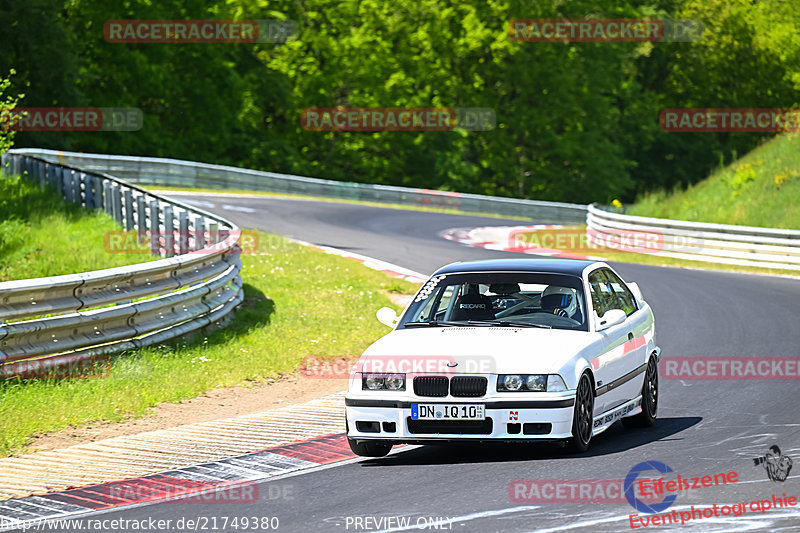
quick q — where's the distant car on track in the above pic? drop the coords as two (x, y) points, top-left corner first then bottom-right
(345, 258), (660, 456)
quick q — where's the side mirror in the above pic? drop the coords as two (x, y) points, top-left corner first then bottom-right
(376, 307), (399, 328)
(627, 282), (644, 304)
(597, 309), (626, 331)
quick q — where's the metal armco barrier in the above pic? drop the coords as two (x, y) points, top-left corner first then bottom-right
(12, 149), (589, 224)
(0, 152), (244, 379)
(587, 204), (800, 271)
(1, 149), (797, 380)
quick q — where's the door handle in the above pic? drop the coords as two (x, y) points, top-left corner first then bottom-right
(628, 332), (634, 341)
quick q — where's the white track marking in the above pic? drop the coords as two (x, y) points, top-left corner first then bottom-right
(222, 204), (256, 213)
(367, 505), (541, 533)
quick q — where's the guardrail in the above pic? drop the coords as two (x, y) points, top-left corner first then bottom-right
(1, 148), (796, 379)
(587, 204), (800, 271)
(12, 149), (589, 224)
(0, 152), (244, 379)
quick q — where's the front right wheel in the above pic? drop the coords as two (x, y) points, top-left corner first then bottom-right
(568, 373), (594, 453)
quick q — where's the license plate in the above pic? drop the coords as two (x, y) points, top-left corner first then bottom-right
(411, 404), (485, 420)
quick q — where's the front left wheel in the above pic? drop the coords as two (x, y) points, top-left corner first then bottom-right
(568, 373), (594, 453)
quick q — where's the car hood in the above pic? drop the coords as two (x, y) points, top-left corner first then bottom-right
(360, 326), (601, 375)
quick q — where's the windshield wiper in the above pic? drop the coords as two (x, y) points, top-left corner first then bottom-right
(465, 320), (552, 329)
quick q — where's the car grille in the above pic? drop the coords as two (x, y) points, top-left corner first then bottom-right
(450, 376), (487, 397)
(413, 376), (449, 397)
(407, 417), (494, 435)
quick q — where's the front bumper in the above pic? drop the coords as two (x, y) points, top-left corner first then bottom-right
(345, 396), (576, 443)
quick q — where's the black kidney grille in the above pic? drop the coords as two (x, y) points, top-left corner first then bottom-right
(450, 376), (488, 397)
(413, 376), (449, 397)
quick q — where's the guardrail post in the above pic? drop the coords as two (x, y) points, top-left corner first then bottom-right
(102, 180), (111, 214)
(73, 171), (82, 204)
(163, 204), (175, 257)
(149, 200), (161, 256)
(82, 173), (92, 208)
(124, 189), (135, 230)
(75, 171), (82, 204)
(178, 211), (189, 255)
(47, 164), (56, 189)
(194, 217), (206, 251)
(136, 195), (147, 241)
(111, 184), (123, 224)
(55, 166), (64, 197)
(39, 161), (46, 188)
(91, 176), (102, 209)
(64, 170), (75, 203)
(209, 222), (220, 245)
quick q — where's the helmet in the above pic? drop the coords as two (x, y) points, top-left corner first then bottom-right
(541, 285), (578, 318)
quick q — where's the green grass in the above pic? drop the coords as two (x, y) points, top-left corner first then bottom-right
(0, 233), (418, 456)
(151, 185), (531, 221)
(0, 173), (154, 281)
(627, 133), (800, 229)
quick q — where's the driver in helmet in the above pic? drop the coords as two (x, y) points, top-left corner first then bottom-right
(540, 285), (579, 320)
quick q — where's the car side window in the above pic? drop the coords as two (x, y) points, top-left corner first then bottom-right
(588, 271), (621, 315)
(588, 280), (605, 317)
(602, 269), (638, 316)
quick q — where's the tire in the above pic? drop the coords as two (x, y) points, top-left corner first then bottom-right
(568, 373), (594, 453)
(347, 437), (392, 457)
(622, 356), (658, 428)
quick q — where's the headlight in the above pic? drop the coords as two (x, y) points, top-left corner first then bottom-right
(501, 374), (523, 391)
(525, 374), (547, 391)
(362, 373), (405, 391)
(498, 374), (568, 392)
(385, 375), (405, 390)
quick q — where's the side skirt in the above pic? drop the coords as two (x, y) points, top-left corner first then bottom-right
(591, 395), (643, 436)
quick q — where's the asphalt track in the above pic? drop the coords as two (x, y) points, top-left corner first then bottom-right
(43, 195), (800, 532)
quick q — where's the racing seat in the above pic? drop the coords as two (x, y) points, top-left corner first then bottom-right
(450, 285), (494, 321)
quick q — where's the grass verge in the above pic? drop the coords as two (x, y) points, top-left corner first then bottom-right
(0, 173), (155, 281)
(627, 133), (800, 229)
(0, 232), (418, 456)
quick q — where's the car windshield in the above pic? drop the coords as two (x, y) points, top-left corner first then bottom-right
(399, 272), (588, 331)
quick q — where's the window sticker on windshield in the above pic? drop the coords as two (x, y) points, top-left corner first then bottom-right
(414, 275), (446, 302)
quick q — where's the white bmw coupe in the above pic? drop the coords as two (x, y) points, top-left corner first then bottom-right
(345, 258), (660, 456)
